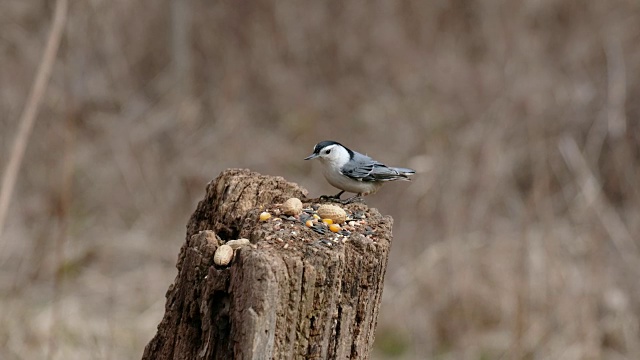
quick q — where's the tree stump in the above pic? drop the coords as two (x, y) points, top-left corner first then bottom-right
(142, 169), (393, 360)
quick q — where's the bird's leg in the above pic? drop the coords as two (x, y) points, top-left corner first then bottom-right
(320, 190), (345, 202)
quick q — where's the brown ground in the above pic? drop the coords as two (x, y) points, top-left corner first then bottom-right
(1, 1), (640, 359)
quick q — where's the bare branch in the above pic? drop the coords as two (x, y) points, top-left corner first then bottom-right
(0, 0), (69, 238)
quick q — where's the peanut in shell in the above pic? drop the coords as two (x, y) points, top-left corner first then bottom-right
(282, 198), (303, 216)
(214, 244), (234, 266)
(317, 204), (347, 224)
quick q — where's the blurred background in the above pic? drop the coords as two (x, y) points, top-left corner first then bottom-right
(1, 0), (640, 359)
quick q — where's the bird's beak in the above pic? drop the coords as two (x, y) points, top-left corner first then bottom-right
(304, 153), (319, 160)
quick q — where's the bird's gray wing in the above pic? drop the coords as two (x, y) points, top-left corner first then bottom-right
(340, 161), (376, 181)
(341, 154), (407, 182)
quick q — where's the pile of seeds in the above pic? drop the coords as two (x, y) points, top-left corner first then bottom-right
(258, 198), (376, 246)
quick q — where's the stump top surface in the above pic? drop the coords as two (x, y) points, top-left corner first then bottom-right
(241, 200), (392, 260)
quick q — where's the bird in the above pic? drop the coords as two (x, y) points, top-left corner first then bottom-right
(304, 140), (415, 203)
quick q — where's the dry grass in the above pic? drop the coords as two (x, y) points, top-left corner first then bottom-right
(1, 1), (640, 359)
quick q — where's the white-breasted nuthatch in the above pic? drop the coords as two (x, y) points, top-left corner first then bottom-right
(304, 140), (415, 203)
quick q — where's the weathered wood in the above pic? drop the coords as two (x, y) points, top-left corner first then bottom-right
(142, 169), (393, 359)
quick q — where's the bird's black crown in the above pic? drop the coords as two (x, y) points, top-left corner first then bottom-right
(313, 140), (354, 158)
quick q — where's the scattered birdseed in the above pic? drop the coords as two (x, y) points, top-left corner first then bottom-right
(311, 224), (327, 234)
(260, 202), (378, 245)
(259, 212), (271, 221)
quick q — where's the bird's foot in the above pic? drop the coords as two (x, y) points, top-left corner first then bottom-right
(342, 195), (365, 204)
(319, 195), (344, 203)
(318, 191), (365, 204)
(319, 191), (345, 203)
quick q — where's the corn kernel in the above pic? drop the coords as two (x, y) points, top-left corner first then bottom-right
(329, 224), (341, 233)
(305, 220), (314, 227)
(259, 212), (271, 221)
(313, 214), (321, 220)
(322, 218), (333, 225)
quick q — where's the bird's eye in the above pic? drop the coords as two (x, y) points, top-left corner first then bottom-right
(325, 149), (331, 154)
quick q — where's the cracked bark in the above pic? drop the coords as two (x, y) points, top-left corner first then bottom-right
(142, 169), (393, 360)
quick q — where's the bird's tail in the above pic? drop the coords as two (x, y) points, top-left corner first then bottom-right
(393, 167), (416, 180)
